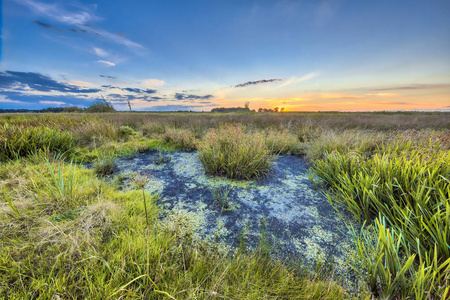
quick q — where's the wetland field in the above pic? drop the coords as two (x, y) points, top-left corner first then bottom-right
(0, 112), (449, 299)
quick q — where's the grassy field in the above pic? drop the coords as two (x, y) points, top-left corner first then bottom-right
(0, 111), (449, 299)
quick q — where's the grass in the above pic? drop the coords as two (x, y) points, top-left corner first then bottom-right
(0, 123), (75, 161)
(0, 157), (347, 299)
(94, 155), (116, 176)
(198, 124), (274, 179)
(311, 137), (450, 298)
(1, 111), (449, 299)
(209, 182), (232, 210)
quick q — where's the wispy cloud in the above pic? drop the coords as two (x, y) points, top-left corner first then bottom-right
(142, 79), (165, 88)
(18, 0), (144, 51)
(39, 100), (66, 106)
(92, 47), (108, 57)
(174, 93), (213, 100)
(276, 72), (319, 89)
(0, 71), (101, 93)
(85, 26), (144, 50)
(0, 96), (25, 104)
(142, 104), (210, 111)
(64, 81), (91, 87)
(99, 75), (116, 79)
(33, 20), (63, 32)
(0, 91), (95, 106)
(372, 84), (450, 91)
(235, 79), (282, 88)
(98, 60), (116, 67)
(19, 0), (99, 24)
(121, 88), (157, 94)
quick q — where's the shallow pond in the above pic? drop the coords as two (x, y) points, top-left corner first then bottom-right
(115, 150), (358, 281)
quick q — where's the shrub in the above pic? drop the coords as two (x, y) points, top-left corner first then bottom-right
(198, 124), (273, 180)
(119, 125), (137, 138)
(85, 102), (116, 113)
(0, 124), (75, 161)
(162, 128), (197, 150)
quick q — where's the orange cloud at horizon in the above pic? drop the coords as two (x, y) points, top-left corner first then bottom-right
(211, 91), (449, 112)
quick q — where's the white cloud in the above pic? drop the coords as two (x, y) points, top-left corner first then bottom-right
(0, 96), (24, 103)
(92, 47), (108, 57)
(18, 0), (144, 51)
(65, 81), (92, 87)
(39, 100), (66, 105)
(98, 60), (116, 67)
(276, 71), (320, 89)
(91, 28), (144, 50)
(142, 79), (166, 88)
(18, 0), (100, 25)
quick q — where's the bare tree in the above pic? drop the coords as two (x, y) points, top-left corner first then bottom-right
(127, 99), (133, 112)
(100, 94), (113, 109)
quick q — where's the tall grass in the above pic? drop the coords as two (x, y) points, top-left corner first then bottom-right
(0, 124), (74, 161)
(312, 139), (450, 298)
(198, 124), (274, 179)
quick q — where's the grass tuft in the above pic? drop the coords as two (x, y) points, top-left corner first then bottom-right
(198, 124), (274, 180)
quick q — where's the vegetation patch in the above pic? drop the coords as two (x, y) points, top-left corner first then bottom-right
(312, 139), (450, 298)
(0, 124), (74, 161)
(1, 112), (449, 299)
(198, 124), (274, 179)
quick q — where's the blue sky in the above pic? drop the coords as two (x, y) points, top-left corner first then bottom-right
(1, 0), (449, 111)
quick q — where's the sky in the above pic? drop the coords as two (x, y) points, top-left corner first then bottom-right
(0, 0), (449, 111)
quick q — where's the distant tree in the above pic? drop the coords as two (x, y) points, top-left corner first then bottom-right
(211, 106), (251, 113)
(85, 102), (116, 113)
(257, 107), (284, 113)
(85, 95), (116, 113)
(63, 106), (84, 113)
(40, 107), (64, 113)
(244, 101), (250, 109)
(257, 108), (275, 112)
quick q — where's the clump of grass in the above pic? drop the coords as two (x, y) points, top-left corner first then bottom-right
(265, 129), (300, 154)
(153, 147), (171, 165)
(50, 207), (84, 222)
(162, 128), (197, 150)
(303, 129), (385, 161)
(94, 155), (116, 176)
(0, 124), (74, 161)
(72, 120), (120, 147)
(198, 124), (274, 180)
(209, 183), (232, 210)
(119, 125), (137, 139)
